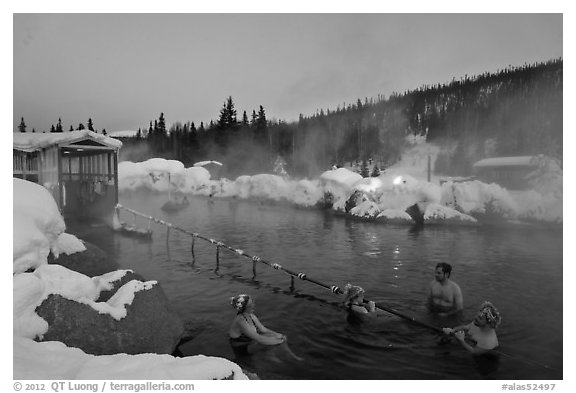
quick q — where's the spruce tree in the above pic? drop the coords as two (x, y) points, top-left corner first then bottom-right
(87, 118), (94, 131)
(371, 164), (381, 177)
(157, 113), (166, 136)
(18, 117), (26, 133)
(69, 125), (74, 132)
(50, 125), (56, 133)
(217, 96), (238, 130)
(254, 105), (268, 145)
(360, 159), (370, 177)
(77, 123), (85, 130)
(56, 118), (63, 133)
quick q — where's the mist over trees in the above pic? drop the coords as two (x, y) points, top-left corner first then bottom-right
(19, 58), (562, 179)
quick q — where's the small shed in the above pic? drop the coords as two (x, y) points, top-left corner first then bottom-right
(13, 131), (123, 222)
(472, 155), (540, 190)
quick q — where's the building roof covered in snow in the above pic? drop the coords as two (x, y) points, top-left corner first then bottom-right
(108, 130), (140, 138)
(472, 156), (539, 168)
(13, 130), (122, 152)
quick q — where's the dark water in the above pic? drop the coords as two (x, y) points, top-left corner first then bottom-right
(78, 192), (563, 380)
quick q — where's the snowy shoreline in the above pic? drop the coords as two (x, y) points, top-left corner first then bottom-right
(118, 151), (562, 227)
(13, 178), (249, 380)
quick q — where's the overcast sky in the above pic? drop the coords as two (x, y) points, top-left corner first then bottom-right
(13, 13), (562, 133)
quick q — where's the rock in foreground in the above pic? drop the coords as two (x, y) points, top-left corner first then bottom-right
(36, 275), (184, 355)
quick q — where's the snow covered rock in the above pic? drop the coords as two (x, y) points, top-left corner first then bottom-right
(35, 272), (184, 355)
(423, 203), (478, 225)
(47, 241), (118, 277)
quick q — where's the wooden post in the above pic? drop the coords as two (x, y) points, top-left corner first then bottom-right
(113, 152), (119, 204)
(427, 155), (431, 182)
(216, 246), (220, 269)
(191, 237), (196, 265)
(290, 276), (295, 291)
(252, 260), (257, 277)
(57, 148), (63, 210)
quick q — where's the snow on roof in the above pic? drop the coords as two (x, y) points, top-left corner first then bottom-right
(13, 130), (122, 152)
(108, 130), (139, 138)
(473, 156), (537, 168)
(194, 160), (223, 167)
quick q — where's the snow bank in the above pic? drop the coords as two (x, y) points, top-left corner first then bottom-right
(13, 178), (85, 273)
(117, 147), (562, 224)
(14, 336), (248, 380)
(119, 158), (211, 193)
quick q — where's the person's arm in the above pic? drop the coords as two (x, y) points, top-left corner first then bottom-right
(443, 322), (471, 335)
(238, 316), (284, 345)
(426, 282), (434, 306)
(453, 331), (491, 355)
(453, 284), (464, 313)
(251, 315), (285, 340)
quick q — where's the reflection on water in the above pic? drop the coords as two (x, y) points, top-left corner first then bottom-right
(77, 192), (562, 380)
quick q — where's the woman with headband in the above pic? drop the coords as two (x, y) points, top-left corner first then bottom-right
(343, 284), (377, 315)
(443, 301), (502, 354)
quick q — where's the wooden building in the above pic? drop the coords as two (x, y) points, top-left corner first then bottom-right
(13, 131), (122, 223)
(472, 155), (541, 190)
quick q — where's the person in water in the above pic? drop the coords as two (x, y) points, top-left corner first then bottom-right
(442, 301), (501, 354)
(343, 284), (378, 315)
(229, 294), (286, 347)
(428, 262), (463, 317)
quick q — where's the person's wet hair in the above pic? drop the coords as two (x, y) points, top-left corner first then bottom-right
(436, 262), (452, 277)
(479, 301), (502, 329)
(230, 294), (251, 314)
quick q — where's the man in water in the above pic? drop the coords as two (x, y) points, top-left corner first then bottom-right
(428, 262), (463, 317)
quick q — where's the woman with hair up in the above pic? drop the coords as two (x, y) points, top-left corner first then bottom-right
(228, 294), (285, 347)
(228, 294), (303, 361)
(442, 301), (502, 355)
(343, 283), (378, 315)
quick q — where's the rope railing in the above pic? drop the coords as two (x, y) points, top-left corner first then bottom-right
(115, 204), (345, 295)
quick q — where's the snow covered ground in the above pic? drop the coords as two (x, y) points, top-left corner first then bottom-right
(12, 178), (248, 380)
(118, 141), (562, 225)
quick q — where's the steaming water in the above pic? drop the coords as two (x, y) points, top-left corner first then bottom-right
(78, 192), (562, 380)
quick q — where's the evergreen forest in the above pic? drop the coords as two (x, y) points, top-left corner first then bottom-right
(18, 58), (562, 179)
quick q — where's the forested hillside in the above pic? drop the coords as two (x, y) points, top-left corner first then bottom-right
(20, 58), (562, 179)
(288, 58), (562, 177)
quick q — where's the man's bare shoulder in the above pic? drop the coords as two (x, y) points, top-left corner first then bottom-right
(450, 280), (462, 291)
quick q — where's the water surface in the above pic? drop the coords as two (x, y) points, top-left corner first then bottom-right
(78, 192), (562, 380)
